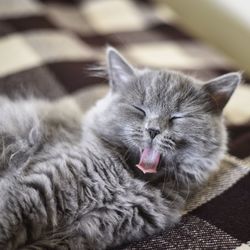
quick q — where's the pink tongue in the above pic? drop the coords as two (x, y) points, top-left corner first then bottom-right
(136, 148), (161, 174)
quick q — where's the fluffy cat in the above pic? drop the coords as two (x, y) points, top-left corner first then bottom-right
(0, 48), (240, 250)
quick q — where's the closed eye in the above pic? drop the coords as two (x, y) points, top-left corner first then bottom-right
(132, 105), (146, 116)
(170, 113), (184, 121)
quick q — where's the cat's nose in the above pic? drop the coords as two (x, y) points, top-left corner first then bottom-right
(146, 128), (160, 139)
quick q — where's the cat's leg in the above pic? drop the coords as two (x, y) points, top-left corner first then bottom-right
(0, 178), (181, 249)
(0, 173), (58, 250)
(67, 188), (182, 250)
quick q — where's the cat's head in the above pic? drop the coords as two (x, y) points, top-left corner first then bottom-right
(87, 47), (240, 182)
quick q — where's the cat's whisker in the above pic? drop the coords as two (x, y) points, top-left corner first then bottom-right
(130, 134), (142, 139)
(182, 171), (190, 202)
(123, 148), (131, 162)
(161, 160), (167, 193)
(158, 142), (175, 152)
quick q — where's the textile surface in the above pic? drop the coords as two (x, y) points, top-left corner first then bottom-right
(0, 0), (250, 249)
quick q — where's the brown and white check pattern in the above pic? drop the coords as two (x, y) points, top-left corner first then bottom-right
(0, 0), (250, 249)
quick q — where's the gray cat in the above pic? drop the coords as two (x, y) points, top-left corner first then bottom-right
(0, 48), (240, 250)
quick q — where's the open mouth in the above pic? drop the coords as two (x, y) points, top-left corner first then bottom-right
(136, 147), (161, 174)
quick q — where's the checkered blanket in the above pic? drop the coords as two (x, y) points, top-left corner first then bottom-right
(0, 0), (250, 249)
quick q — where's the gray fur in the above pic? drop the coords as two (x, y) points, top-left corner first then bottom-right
(0, 48), (240, 249)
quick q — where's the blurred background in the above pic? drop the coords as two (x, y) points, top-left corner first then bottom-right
(0, 0), (249, 159)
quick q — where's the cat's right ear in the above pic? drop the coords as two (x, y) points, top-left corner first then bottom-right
(107, 47), (135, 91)
(203, 72), (241, 111)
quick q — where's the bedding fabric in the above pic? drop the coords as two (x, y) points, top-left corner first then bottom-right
(0, 0), (250, 249)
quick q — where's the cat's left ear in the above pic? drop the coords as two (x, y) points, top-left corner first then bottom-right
(107, 47), (135, 91)
(203, 72), (241, 111)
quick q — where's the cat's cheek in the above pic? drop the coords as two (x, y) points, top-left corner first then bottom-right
(175, 138), (190, 151)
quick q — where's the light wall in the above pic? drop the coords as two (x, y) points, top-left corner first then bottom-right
(161, 0), (250, 75)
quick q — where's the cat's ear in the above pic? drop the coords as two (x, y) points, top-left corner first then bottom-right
(203, 72), (241, 111)
(107, 47), (135, 90)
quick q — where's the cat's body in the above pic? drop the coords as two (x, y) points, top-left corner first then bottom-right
(0, 98), (179, 250)
(0, 48), (240, 249)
